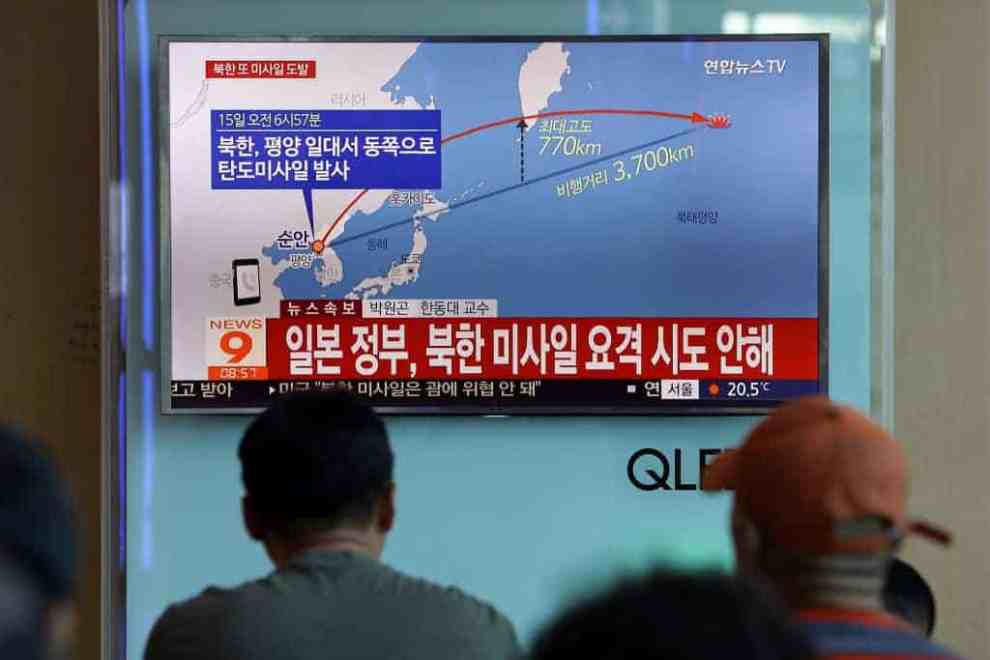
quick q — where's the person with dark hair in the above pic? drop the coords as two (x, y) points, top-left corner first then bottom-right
(884, 558), (936, 637)
(703, 396), (963, 659)
(0, 425), (78, 660)
(145, 389), (520, 660)
(531, 570), (814, 660)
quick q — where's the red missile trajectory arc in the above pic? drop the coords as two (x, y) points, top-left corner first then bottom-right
(311, 108), (730, 254)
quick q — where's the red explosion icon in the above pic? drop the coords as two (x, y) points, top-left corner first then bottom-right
(707, 114), (731, 129)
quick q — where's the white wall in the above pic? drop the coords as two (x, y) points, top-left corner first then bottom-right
(894, 1), (990, 656)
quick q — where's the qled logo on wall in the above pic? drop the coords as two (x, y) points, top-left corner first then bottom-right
(626, 448), (725, 491)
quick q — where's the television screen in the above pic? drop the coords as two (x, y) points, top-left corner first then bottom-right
(161, 35), (827, 414)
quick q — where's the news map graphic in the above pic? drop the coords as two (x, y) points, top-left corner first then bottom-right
(166, 39), (823, 410)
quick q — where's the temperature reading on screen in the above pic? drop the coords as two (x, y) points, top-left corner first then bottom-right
(726, 382), (772, 398)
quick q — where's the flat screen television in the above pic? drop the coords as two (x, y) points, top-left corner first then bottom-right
(160, 35), (828, 414)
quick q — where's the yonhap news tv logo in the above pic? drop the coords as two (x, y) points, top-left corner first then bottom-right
(627, 447), (726, 492)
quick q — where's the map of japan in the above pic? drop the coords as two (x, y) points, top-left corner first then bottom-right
(167, 38), (821, 389)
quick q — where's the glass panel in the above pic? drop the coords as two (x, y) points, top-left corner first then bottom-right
(117, 1), (879, 657)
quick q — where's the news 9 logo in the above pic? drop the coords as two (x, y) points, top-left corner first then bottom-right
(205, 318), (267, 374)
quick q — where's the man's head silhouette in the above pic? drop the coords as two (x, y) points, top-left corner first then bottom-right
(238, 389), (396, 566)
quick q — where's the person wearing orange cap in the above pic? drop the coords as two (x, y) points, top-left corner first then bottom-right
(703, 396), (963, 660)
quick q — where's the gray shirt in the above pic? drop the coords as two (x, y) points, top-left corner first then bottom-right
(145, 551), (520, 660)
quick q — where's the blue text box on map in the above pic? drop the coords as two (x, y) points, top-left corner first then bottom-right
(211, 110), (441, 190)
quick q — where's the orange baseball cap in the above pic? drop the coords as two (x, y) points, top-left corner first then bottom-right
(702, 396), (951, 554)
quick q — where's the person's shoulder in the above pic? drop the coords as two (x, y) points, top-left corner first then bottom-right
(381, 564), (519, 647)
(819, 651), (963, 660)
(145, 579), (277, 660)
(144, 586), (233, 660)
(442, 583), (517, 635)
(799, 615), (965, 659)
(150, 585), (226, 626)
(382, 564), (502, 616)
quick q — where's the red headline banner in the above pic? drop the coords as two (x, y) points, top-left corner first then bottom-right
(264, 317), (818, 381)
(206, 60), (316, 79)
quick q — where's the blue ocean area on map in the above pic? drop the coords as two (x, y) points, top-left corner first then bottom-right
(263, 40), (820, 317)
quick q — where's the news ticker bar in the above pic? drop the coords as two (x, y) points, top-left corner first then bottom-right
(170, 379), (821, 410)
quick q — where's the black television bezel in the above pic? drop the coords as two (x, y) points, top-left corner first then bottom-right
(158, 34), (829, 416)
